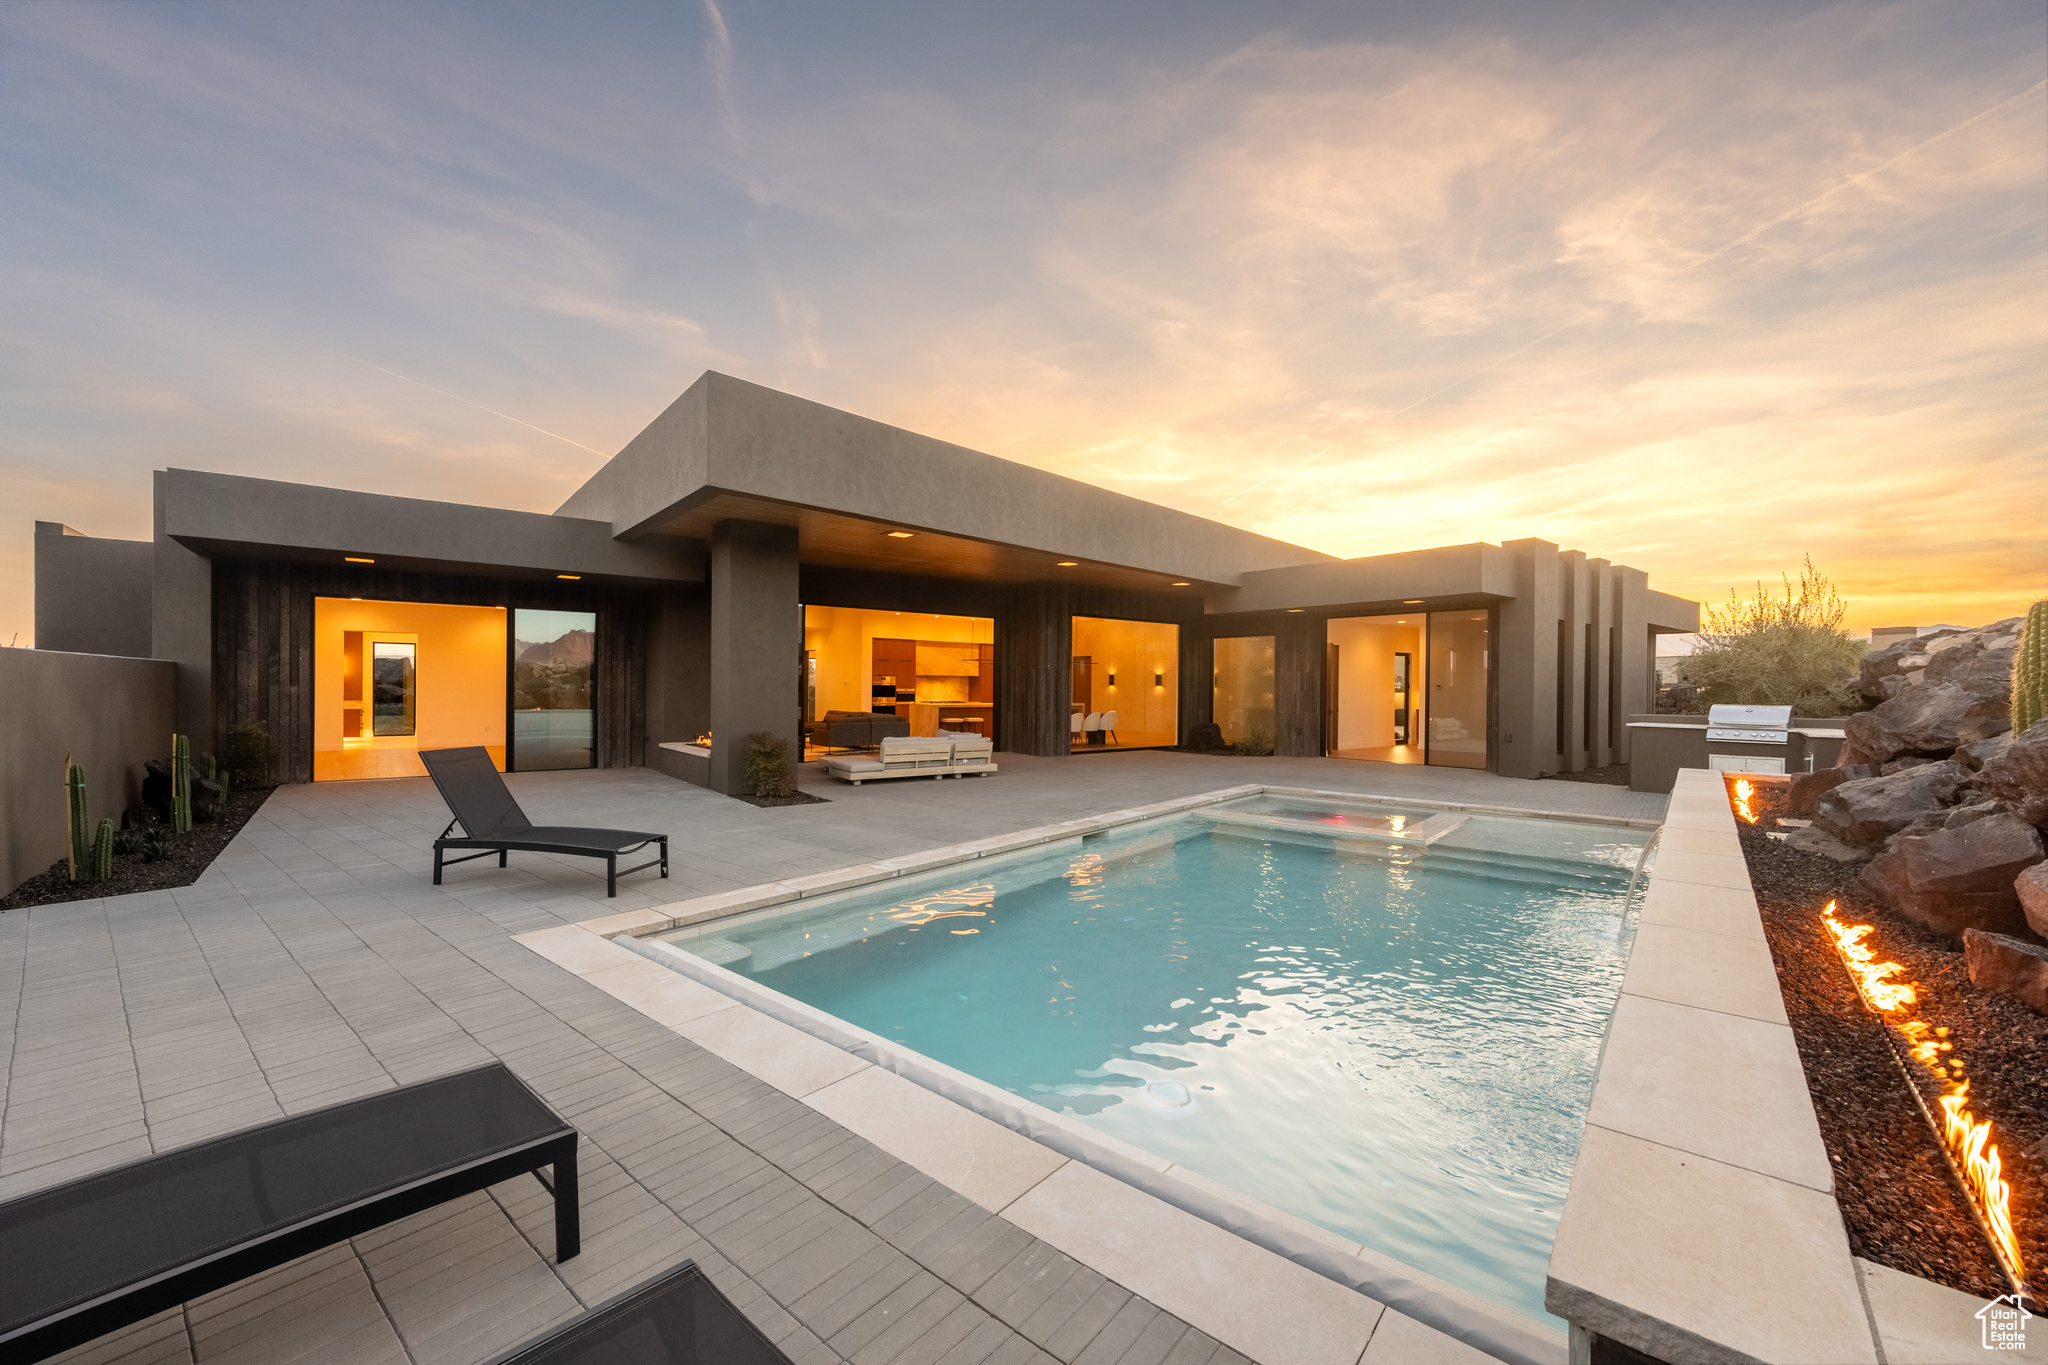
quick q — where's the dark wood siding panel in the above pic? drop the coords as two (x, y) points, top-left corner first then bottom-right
(1273, 615), (1325, 757)
(210, 560), (650, 785)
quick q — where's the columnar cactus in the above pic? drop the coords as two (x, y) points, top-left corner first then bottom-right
(89, 818), (114, 882)
(171, 733), (193, 835)
(2015, 600), (2048, 736)
(66, 759), (89, 880)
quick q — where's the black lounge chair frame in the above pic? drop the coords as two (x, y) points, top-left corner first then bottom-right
(422, 746), (669, 898)
(481, 1259), (793, 1365)
(0, 1063), (578, 1365)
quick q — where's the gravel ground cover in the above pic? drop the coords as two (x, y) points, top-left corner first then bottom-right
(1, 786), (275, 911)
(1737, 779), (2046, 1304)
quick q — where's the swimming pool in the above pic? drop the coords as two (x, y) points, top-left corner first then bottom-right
(655, 793), (1651, 1326)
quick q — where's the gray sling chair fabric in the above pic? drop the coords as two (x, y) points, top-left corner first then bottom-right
(420, 747), (668, 898)
(479, 1260), (792, 1365)
(0, 1064), (579, 1364)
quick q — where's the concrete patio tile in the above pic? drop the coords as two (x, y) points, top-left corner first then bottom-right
(1641, 848), (1752, 891)
(1002, 1162), (1382, 1365)
(1854, 1257), (2001, 1365)
(874, 846), (983, 875)
(1547, 1126), (1875, 1365)
(509, 923), (640, 976)
(804, 1067), (1067, 1214)
(1620, 921), (1790, 1026)
(662, 884), (799, 927)
(1654, 825), (1749, 856)
(675, 1002), (870, 1099)
(1359, 1309), (1500, 1365)
(1634, 878), (1764, 942)
(1585, 994), (1829, 1191)
(575, 907), (673, 938)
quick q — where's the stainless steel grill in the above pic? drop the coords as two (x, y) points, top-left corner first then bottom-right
(1705, 704), (1793, 774)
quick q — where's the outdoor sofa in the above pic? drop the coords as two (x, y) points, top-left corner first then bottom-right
(819, 730), (996, 785)
(481, 1259), (791, 1364)
(0, 1063), (578, 1364)
(804, 710), (911, 752)
(421, 746), (667, 898)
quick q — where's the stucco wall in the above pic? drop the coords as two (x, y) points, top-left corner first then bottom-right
(34, 523), (154, 658)
(1, 648), (176, 896)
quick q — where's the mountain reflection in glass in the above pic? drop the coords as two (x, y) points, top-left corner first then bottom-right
(370, 642), (417, 736)
(511, 609), (596, 770)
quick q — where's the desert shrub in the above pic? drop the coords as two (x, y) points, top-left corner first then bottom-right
(1677, 556), (1864, 716)
(113, 827), (143, 857)
(1185, 721), (1225, 753)
(141, 827), (175, 862)
(1232, 728), (1274, 757)
(742, 730), (795, 798)
(217, 721), (274, 789)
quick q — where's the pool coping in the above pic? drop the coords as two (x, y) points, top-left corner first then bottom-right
(517, 782), (1667, 1365)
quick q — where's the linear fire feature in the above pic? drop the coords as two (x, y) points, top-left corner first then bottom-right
(1820, 902), (2033, 1307)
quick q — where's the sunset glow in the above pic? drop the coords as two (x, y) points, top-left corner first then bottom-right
(2, 2), (2043, 643)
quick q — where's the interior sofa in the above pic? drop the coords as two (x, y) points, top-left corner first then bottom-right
(819, 731), (997, 785)
(805, 710), (911, 752)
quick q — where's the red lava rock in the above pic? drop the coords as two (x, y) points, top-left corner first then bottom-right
(1964, 929), (2048, 1015)
(2020, 863), (2048, 939)
(1786, 763), (1877, 816)
(1978, 719), (2048, 827)
(1733, 781), (2046, 1303)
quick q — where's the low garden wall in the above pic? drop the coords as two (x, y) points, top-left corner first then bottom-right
(0, 648), (176, 896)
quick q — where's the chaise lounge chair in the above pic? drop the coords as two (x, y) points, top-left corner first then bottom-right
(481, 1260), (792, 1364)
(0, 1063), (579, 1364)
(421, 746), (668, 898)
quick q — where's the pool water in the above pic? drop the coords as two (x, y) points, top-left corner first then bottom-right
(659, 795), (1650, 1325)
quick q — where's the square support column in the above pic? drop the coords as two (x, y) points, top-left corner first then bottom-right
(152, 473), (215, 753)
(709, 520), (800, 796)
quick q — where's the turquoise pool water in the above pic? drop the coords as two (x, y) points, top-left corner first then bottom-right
(659, 795), (1650, 1325)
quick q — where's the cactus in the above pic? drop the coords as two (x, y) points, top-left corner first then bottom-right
(171, 733), (192, 835)
(65, 758), (89, 881)
(2016, 600), (2048, 736)
(199, 752), (218, 782)
(89, 819), (114, 882)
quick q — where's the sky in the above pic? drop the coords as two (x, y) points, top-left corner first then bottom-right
(2, 0), (2044, 645)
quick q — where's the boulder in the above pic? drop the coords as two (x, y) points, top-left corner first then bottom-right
(1962, 929), (2048, 1014)
(1841, 682), (2009, 766)
(1881, 756), (1938, 774)
(1956, 733), (2014, 772)
(1857, 812), (2045, 939)
(1943, 800), (2006, 831)
(1975, 718), (2048, 827)
(2019, 863), (2048, 939)
(1786, 827), (1872, 863)
(1812, 761), (1969, 848)
(1857, 618), (2021, 707)
(1786, 763), (1877, 816)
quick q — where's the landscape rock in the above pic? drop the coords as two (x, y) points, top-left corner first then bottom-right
(1857, 618), (2021, 707)
(1881, 756), (1938, 774)
(1962, 929), (2048, 1015)
(1812, 761), (1969, 849)
(1956, 733), (2014, 772)
(1942, 801), (2006, 831)
(1841, 682), (2010, 766)
(2019, 863), (2048, 939)
(1786, 763), (1876, 816)
(1974, 718), (2048, 827)
(1786, 827), (1872, 863)
(1857, 812), (2045, 939)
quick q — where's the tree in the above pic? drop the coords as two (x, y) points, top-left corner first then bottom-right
(1677, 556), (1864, 716)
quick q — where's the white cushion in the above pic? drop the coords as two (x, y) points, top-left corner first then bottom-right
(823, 757), (885, 773)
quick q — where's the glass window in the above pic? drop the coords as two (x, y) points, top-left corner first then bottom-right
(1427, 610), (1490, 770)
(371, 642), (417, 736)
(1211, 636), (1274, 747)
(1071, 616), (1178, 749)
(512, 609), (597, 770)
(801, 605), (996, 753)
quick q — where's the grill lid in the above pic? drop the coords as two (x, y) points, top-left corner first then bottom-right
(1706, 704), (1793, 744)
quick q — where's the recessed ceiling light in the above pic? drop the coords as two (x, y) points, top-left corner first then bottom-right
(1403, 599), (1423, 604)
(345, 556), (374, 563)
(1056, 561), (1078, 567)
(557, 574), (582, 580)
(1286, 608), (1304, 613)
(886, 530), (915, 538)
(1171, 581), (1191, 587)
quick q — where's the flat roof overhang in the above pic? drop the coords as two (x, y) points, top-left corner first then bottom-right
(651, 489), (1231, 596)
(1200, 593), (1510, 630)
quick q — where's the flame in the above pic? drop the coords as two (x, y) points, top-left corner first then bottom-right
(1819, 901), (2027, 1290)
(1731, 777), (1759, 823)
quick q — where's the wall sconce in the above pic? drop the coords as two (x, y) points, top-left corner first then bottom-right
(1107, 671), (1116, 687)
(1154, 671), (1164, 687)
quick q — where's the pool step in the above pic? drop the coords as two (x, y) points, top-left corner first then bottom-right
(1195, 807), (1469, 845)
(1203, 821), (1633, 891)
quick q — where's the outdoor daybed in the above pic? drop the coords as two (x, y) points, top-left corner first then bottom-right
(819, 731), (997, 785)
(422, 746), (668, 897)
(0, 1063), (579, 1363)
(482, 1260), (791, 1364)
